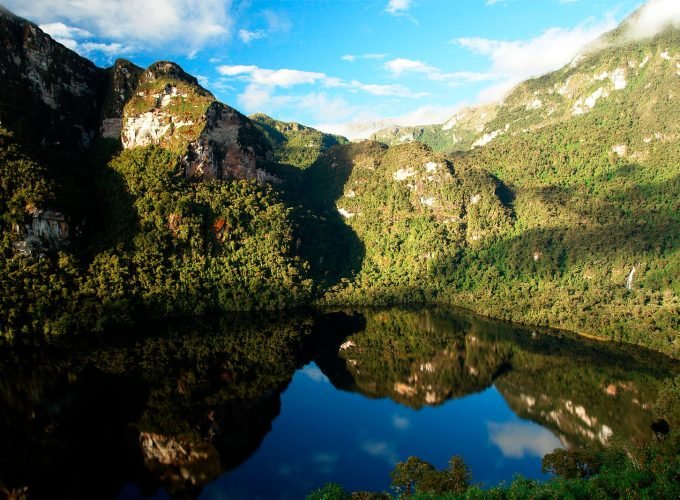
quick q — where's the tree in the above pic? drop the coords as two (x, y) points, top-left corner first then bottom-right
(542, 448), (603, 479)
(390, 456), (434, 496)
(415, 455), (472, 495)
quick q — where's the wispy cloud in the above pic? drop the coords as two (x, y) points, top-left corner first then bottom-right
(624, 0), (680, 40)
(453, 15), (617, 101)
(237, 8), (292, 45)
(384, 57), (498, 85)
(39, 21), (133, 60)
(216, 63), (427, 116)
(342, 53), (388, 62)
(218, 65), (327, 86)
(38, 22), (93, 39)
(386, 0), (412, 15)
(238, 29), (266, 44)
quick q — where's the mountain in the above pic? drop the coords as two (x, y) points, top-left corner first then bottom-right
(249, 113), (348, 169)
(0, 4), (677, 358)
(0, 7), (313, 335)
(444, 13), (680, 355)
(371, 5), (680, 155)
(119, 61), (277, 182)
(370, 103), (498, 152)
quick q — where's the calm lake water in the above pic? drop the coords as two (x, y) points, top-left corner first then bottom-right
(0, 308), (676, 499)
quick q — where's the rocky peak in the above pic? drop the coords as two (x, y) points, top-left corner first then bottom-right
(0, 7), (106, 151)
(120, 60), (275, 182)
(142, 61), (210, 94)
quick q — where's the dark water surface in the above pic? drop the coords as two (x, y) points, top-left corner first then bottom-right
(0, 308), (676, 499)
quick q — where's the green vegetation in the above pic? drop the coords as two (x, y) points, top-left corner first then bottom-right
(294, 26), (680, 358)
(1, 140), (311, 338)
(390, 456), (471, 496)
(300, 141), (512, 305)
(251, 113), (348, 169)
(0, 128), (51, 229)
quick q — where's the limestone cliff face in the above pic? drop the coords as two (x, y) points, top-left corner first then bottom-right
(120, 61), (276, 182)
(0, 6), (106, 152)
(12, 208), (70, 257)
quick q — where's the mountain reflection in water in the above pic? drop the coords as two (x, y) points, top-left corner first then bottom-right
(0, 308), (676, 499)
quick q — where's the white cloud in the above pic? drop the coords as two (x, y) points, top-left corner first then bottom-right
(386, 0), (412, 15)
(7, 0), (232, 54)
(349, 80), (428, 97)
(39, 21), (133, 60)
(300, 364), (329, 384)
(195, 74), (210, 87)
(456, 24), (609, 77)
(384, 57), (498, 85)
(217, 65), (326, 87)
(342, 53), (388, 62)
(454, 16), (617, 101)
(385, 58), (438, 76)
(38, 22), (93, 39)
(488, 421), (563, 459)
(216, 63), (426, 117)
(624, 0), (680, 39)
(236, 9), (291, 45)
(79, 41), (133, 57)
(238, 29), (265, 44)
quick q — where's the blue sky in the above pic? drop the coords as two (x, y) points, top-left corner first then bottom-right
(7, 0), (663, 136)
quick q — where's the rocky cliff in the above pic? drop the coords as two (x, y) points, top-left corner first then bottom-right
(119, 61), (276, 182)
(0, 6), (106, 152)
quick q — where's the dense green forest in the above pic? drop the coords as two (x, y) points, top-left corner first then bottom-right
(0, 129), (312, 337)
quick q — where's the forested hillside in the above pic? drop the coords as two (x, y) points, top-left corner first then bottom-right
(309, 14), (680, 357)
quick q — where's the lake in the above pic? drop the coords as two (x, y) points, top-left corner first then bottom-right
(0, 308), (676, 499)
